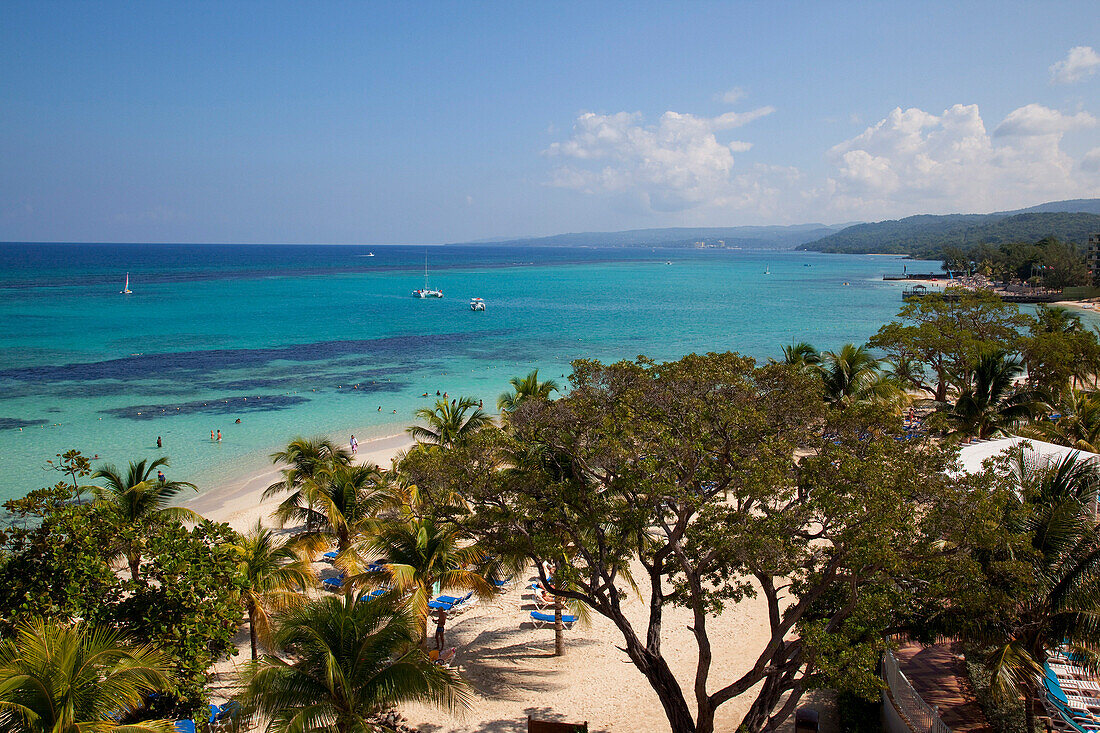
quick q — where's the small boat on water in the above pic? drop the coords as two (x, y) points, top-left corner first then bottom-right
(120, 273), (132, 294)
(366, 252), (375, 257)
(765, 266), (770, 275)
(412, 253), (443, 298)
(470, 297), (485, 311)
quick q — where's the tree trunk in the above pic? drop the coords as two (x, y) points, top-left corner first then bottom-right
(619, 632), (698, 733)
(129, 551), (141, 581)
(554, 596), (564, 656)
(249, 607), (259, 660)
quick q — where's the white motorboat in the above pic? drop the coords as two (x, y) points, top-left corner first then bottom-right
(470, 297), (485, 311)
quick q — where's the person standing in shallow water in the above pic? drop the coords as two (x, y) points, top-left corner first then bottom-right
(211, 429), (215, 441)
(156, 436), (162, 448)
(216, 429), (222, 442)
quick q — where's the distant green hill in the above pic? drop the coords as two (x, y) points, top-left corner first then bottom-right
(451, 223), (850, 250)
(798, 206), (1100, 256)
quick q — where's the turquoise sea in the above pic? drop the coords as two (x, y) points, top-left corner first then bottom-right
(0, 243), (922, 501)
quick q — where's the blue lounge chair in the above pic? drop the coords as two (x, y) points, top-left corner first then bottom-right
(322, 576), (344, 591)
(174, 721), (196, 733)
(428, 592), (472, 611)
(530, 610), (576, 628)
(322, 551), (337, 562)
(359, 589), (386, 601)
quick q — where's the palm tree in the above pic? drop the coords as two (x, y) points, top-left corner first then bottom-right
(497, 369), (560, 413)
(265, 438), (350, 533)
(407, 397), (491, 449)
(282, 463), (400, 565)
(982, 450), (1100, 733)
(777, 342), (820, 373)
(353, 517), (495, 644)
(1032, 304), (1083, 334)
(948, 350), (1045, 440)
(1019, 389), (1100, 452)
(91, 457), (200, 580)
(819, 343), (903, 407)
(0, 619), (174, 733)
(237, 594), (469, 733)
(227, 521), (314, 660)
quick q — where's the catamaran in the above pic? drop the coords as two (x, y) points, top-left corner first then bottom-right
(469, 297), (485, 311)
(120, 273), (132, 294)
(412, 253), (442, 298)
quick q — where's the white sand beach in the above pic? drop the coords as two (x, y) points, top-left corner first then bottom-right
(190, 432), (835, 733)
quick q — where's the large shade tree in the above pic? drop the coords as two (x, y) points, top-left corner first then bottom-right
(402, 353), (982, 733)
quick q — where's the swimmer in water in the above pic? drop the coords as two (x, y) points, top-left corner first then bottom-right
(216, 430), (222, 442)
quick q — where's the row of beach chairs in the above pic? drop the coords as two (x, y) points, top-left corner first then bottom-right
(1040, 656), (1100, 733)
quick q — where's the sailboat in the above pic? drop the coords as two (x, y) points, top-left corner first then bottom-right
(764, 265), (770, 275)
(411, 253), (443, 298)
(120, 273), (133, 294)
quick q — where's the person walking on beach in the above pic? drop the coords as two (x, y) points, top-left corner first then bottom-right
(434, 608), (448, 649)
(350, 435), (358, 454)
(216, 429), (222, 442)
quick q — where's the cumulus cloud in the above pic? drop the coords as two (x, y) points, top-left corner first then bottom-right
(544, 94), (1100, 222)
(1050, 46), (1100, 84)
(994, 104), (1096, 136)
(825, 103), (1100, 217)
(545, 106), (774, 211)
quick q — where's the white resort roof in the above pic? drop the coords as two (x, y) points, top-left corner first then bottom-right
(955, 436), (1100, 475)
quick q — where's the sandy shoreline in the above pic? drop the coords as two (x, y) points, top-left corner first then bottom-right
(187, 431), (416, 531)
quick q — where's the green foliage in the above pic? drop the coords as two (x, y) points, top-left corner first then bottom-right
(798, 211), (1100, 257)
(237, 594), (469, 733)
(407, 396), (491, 448)
(401, 353), (996, 733)
(869, 289), (1027, 400)
(114, 520), (247, 705)
(963, 647), (1026, 733)
(0, 505), (122, 632)
(0, 618), (175, 733)
(497, 369), (559, 412)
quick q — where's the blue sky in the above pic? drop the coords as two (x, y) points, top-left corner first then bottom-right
(2, 1), (1099, 243)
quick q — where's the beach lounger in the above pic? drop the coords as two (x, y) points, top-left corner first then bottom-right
(322, 551), (337, 562)
(174, 721), (196, 733)
(530, 610), (576, 628)
(321, 576), (344, 591)
(359, 588), (387, 601)
(428, 592), (472, 611)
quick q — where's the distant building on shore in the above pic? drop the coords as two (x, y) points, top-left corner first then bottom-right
(1088, 232), (1100, 286)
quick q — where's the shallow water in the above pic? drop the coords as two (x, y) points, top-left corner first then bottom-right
(0, 243), (919, 500)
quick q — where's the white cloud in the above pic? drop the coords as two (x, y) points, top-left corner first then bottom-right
(715, 87), (746, 104)
(545, 106), (774, 212)
(1050, 46), (1100, 84)
(544, 95), (1100, 222)
(825, 103), (1100, 217)
(993, 104), (1096, 136)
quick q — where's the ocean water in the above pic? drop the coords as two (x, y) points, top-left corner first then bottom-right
(0, 243), (919, 501)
